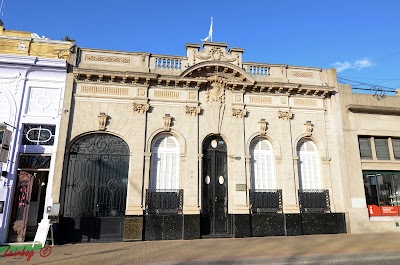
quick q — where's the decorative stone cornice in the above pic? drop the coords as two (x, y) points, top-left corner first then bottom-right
(133, 103), (150, 114)
(232, 108), (247, 118)
(185, 106), (201, 116)
(278, 110), (293, 120)
(72, 69), (335, 98)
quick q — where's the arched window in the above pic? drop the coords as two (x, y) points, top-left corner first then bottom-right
(150, 135), (179, 190)
(250, 138), (275, 189)
(297, 139), (320, 190)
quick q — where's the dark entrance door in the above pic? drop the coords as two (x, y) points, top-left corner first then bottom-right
(62, 133), (129, 242)
(202, 135), (230, 236)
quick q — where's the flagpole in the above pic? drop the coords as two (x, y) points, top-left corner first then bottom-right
(210, 17), (213, 42)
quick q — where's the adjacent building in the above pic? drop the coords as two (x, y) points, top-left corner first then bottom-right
(51, 41), (347, 242)
(334, 84), (400, 233)
(0, 21), (74, 243)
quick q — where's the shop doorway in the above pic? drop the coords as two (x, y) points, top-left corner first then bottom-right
(8, 155), (51, 242)
(61, 133), (129, 242)
(364, 171), (400, 216)
(201, 135), (230, 236)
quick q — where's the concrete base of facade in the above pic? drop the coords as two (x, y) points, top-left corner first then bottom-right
(348, 208), (400, 233)
(57, 213), (346, 243)
(141, 213), (347, 241)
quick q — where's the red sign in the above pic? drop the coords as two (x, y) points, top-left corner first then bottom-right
(368, 205), (381, 216)
(368, 205), (400, 216)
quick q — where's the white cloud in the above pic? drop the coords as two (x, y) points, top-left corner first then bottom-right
(331, 58), (374, 73)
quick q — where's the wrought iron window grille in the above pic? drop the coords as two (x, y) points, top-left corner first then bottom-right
(249, 189), (283, 213)
(145, 189), (183, 214)
(298, 189), (331, 213)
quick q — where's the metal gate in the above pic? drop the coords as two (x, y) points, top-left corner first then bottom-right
(62, 133), (129, 242)
(202, 135), (230, 236)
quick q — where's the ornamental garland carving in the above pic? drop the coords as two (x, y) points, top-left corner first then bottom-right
(278, 111), (293, 120)
(232, 108), (247, 118)
(194, 47), (239, 63)
(185, 106), (201, 116)
(85, 55), (131, 64)
(133, 103), (150, 114)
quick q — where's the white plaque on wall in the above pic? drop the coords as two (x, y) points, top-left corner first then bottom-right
(351, 198), (366, 209)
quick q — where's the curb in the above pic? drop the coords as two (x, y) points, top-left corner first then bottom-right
(153, 250), (400, 265)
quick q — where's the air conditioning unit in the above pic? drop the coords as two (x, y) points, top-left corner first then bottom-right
(0, 125), (12, 163)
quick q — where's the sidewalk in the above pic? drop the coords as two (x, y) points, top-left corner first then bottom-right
(1, 232), (400, 264)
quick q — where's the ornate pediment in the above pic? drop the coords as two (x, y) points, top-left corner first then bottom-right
(181, 62), (254, 84)
(180, 62), (255, 103)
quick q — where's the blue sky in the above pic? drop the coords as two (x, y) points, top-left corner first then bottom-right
(2, 0), (399, 92)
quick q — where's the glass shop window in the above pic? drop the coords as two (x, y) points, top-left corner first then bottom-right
(21, 124), (56, 146)
(363, 171), (400, 217)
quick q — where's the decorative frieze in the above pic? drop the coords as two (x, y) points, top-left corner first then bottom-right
(85, 55), (131, 64)
(80, 85), (128, 96)
(189, 92), (197, 99)
(292, 71), (314, 78)
(235, 95), (242, 102)
(249, 96), (272, 104)
(304, 121), (314, 136)
(133, 103), (150, 114)
(232, 108), (247, 118)
(186, 106), (201, 116)
(17, 43), (27, 51)
(294, 98), (317, 107)
(154, 90), (180, 99)
(278, 110), (293, 120)
(138, 88), (146, 97)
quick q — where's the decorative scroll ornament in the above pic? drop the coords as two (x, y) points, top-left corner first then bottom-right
(163, 114), (172, 131)
(31, 33), (49, 40)
(304, 121), (314, 136)
(98, 112), (109, 131)
(278, 111), (293, 120)
(194, 47), (239, 63)
(186, 106), (201, 116)
(133, 103), (150, 114)
(232, 108), (247, 118)
(258, 119), (268, 135)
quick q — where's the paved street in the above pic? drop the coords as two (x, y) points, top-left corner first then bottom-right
(1, 232), (400, 264)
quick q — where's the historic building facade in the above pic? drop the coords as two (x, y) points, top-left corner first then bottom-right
(52, 41), (347, 242)
(0, 21), (73, 244)
(334, 84), (400, 233)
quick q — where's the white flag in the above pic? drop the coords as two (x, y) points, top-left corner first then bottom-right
(201, 17), (213, 42)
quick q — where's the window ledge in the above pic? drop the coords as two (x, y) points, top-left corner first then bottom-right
(370, 216), (400, 222)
